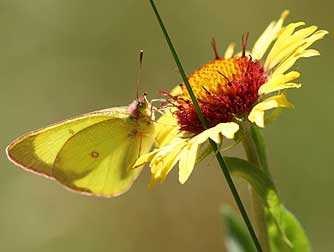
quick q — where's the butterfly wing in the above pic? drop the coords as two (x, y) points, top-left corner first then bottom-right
(7, 108), (127, 178)
(52, 116), (155, 196)
(7, 107), (155, 196)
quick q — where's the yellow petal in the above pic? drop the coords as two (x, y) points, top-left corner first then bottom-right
(269, 25), (318, 69)
(170, 85), (182, 96)
(298, 49), (320, 58)
(148, 176), (159, 189)
(159, 141), (187, 181)
(179, 142), (200, 184)
(265, 23), (327, 72)
(133, 149), (159, 168)
(178, 122), (239, 183)
(252, 10), (289, 60)
(272, 29), (326, 75)
(190, 122), (239, 145)
(301, 30), (328, 49)
(248, 94), (294, 127)
(149, 140), (187, 186)
(259, 71), (301, 95)
(155, 109), (178, 147)
(272, 49), (320, 76)
(150, 140), (186, 176)
(224, 43), (235, 59)
(210, 122), (239, 141)
(273, 30), (328, 75)
(149, 122), (240, 185)
(265, 22), (306, 70)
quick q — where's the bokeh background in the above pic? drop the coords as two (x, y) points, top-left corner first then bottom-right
(0, 0), (332, 251)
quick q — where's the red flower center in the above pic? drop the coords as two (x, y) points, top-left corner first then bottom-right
(170, 56), (267, 134)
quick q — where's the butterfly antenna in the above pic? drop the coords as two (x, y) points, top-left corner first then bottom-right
(136, 50), (144, 99)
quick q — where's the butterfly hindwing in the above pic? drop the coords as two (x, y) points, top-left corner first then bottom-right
(53, 116), (155, 196)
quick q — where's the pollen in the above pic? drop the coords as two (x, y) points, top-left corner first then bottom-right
(172, 56), (267, 134)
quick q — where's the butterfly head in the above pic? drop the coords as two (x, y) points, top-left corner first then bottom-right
(128, 93), (153, 120)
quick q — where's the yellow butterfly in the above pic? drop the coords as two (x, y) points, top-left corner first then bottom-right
(6, 95), (155, 197)
(6, 51), (156, 197)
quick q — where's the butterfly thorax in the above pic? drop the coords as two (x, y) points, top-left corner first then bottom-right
(128, 95), (153, 121)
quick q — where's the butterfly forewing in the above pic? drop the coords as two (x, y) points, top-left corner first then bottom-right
(6, 110), (126, 177)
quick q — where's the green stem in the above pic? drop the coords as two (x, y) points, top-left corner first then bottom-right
(241, 122), (272, 252)
(149, 1), (263, 251)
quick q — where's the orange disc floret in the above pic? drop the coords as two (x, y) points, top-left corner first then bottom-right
(173, 56), (267, 134)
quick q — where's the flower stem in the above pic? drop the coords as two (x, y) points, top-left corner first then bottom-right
(149, 1), (263, 251)
(209, 139), (263, 252)
(241, 122), (271, 252)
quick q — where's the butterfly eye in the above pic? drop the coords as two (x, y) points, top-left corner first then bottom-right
(136, 96), (148, 110)
(137, 101), (145, 109)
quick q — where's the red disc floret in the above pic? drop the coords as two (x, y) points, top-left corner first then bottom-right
(172, 57), (267, 134)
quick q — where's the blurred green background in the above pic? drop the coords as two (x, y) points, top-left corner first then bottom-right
(0, 0), (332, 251)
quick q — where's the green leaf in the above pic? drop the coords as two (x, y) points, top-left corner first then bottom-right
(266, 204), (311, 252)
(222, 206), (257, 252)
(248, 124), (270, 174)
(224, 156), (276, 201)
(224, 156), (310, 252)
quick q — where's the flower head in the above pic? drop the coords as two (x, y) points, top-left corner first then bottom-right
(171, 50), (268, 134)
(137, 10), (327, 185)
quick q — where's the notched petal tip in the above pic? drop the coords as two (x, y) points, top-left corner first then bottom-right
(248, 94), (293, 127)
(259, 71), (301, 95)
(265, 19), (327, 73)
(177, 122), (239, 184)
(216, 122), (240, 140)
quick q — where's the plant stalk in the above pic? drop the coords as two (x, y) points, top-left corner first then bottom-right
(149, 1), (263, 251)
(241, 122), (271, 252)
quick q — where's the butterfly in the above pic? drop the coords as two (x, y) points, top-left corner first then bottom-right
(6, 95), (156, 197)
(6, 50), (159, 197)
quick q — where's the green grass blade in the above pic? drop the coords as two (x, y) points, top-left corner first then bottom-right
(148, 1), (263, 251)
